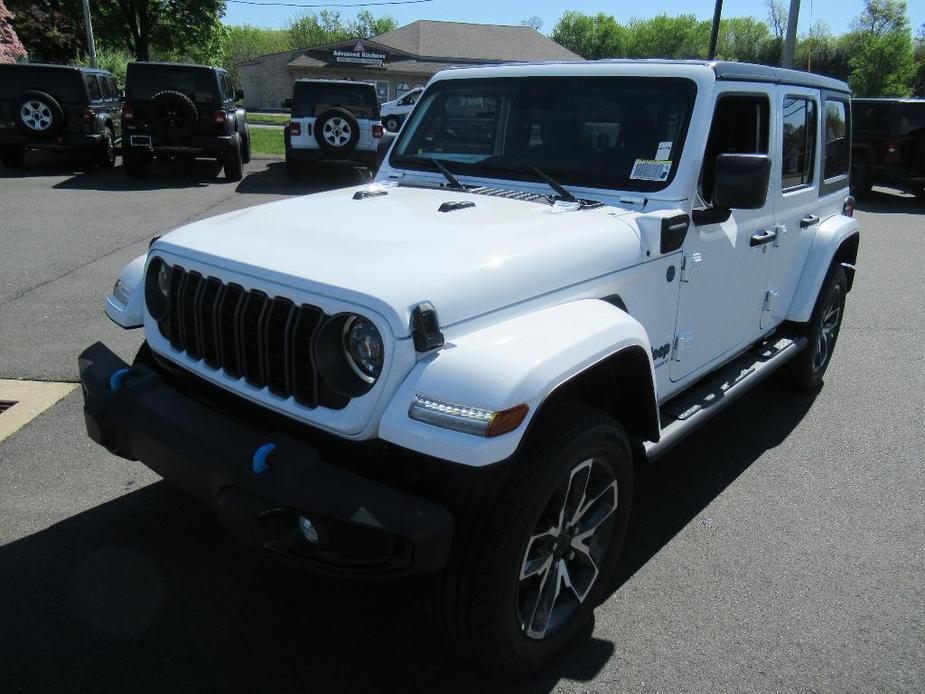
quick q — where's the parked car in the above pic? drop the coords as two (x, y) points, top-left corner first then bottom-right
(380, 87), (423, 132)
(0, 63), (120, 170)
(285, 79), (383, 179)
(81, 60), (859, 677)
(121, 62), (249, 181)
(851, 97), (925, 197)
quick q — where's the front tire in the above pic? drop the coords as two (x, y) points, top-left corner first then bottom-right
(791, 265), (847, 391)
(434, 406), (633, 677)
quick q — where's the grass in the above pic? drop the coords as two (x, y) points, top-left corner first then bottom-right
(248, 127), (285, 157)
(247, 113), (290, 126)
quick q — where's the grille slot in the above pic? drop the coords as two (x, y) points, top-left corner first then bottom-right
(157, 267), (332, 408)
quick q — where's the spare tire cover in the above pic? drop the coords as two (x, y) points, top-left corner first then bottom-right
(149, 90), (200, 143)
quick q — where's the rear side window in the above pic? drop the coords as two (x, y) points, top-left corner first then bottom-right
(86, 75), (102, 102)
(781, 96), (817, 189)
(0, 67), (84, 103)
(853, 102), (892, 136)
(126, 65), (218, 104)
(823, 99), (849, 180)
(897, 103), (925, 136)
(293, 83), (377, 118)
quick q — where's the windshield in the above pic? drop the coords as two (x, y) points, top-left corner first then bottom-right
(390, 76), (697, 193)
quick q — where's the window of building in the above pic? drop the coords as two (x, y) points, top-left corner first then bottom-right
(700, 94), (770, 204)
(781, 96), (817, 189)
(823, 99), (849, 180)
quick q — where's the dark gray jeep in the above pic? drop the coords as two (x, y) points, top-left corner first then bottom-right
(0, 63), (120, 170)
(121, 62), (250, 181)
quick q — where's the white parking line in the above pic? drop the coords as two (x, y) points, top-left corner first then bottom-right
(0, 379), (76, 444)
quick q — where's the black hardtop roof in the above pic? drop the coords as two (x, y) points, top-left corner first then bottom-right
(0, 62), (113, 77)
(851, 97), (925, 103)
(128, 61), (225, 73)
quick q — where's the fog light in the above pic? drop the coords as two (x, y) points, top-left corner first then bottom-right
(298, 516), (320, 544)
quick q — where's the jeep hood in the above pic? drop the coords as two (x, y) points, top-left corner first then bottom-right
(156, 185), (644, 336)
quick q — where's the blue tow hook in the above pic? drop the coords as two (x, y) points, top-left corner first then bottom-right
(252, 443), (276, 475)
(109, 368), (132, 392)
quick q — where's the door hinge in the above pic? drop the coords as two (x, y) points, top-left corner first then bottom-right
(680, 252), (702, 282)
(763, 289), (779, 312)
(673, 333), (693, 361)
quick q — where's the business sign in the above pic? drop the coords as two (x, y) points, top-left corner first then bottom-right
(331, 42), (386, 66)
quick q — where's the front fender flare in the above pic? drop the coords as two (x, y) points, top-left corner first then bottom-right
(104, 254), (147, 328)
(787, 215), (859, 323)
(379, 300), (656, 467)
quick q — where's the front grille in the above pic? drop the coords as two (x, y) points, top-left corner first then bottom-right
(157, 265), (345, 409)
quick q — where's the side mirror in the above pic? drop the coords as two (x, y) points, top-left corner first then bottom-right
(235, 88), (244, 101)
(712, 153), (771, 210)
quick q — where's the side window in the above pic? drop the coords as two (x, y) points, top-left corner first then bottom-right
(99, 76), (113, 100)
(86, 75), (102, 102)
(823, 99), (849, 180)
(700, 94), (770, 204)
(110, 78), (120, 99)
(781, 96), (817, 189)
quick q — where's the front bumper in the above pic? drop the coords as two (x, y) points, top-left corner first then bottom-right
(78, 342), (453, 577)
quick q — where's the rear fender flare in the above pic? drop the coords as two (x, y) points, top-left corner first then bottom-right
(787, 216), (859, 323)
(379, 300), (657, 467)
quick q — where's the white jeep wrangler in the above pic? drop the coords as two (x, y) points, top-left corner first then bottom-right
(81, 60), (858, 676)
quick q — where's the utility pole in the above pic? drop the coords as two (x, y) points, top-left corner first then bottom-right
(782, 0), (800, 68)
(707, 0), (723, 60)
(81, 0), (97, 67)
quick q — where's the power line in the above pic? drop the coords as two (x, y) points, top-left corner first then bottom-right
(227, 0), (436, 8)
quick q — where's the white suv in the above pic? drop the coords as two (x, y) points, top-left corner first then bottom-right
(284, 78), (383, 178)
(380, 87), (423, 132)
(83, 60), (859, 677)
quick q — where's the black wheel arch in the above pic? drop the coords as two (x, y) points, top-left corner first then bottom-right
(834, 231), (860, 292)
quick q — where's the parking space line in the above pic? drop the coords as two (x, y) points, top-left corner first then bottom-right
(0, 379), (76, 444)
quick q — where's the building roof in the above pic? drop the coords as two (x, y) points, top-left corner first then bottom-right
(371, 20), (582, 63)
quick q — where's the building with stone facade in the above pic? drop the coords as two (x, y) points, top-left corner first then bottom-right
(239, 20), (582, 110)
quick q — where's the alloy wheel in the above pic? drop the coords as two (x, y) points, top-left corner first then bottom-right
(812, 285), (842, 373)
(323, 117), (351, 146)
(517, 458), (618, 640)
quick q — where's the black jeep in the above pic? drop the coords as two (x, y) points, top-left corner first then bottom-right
(0, 63), (120, 170)
(121, 62), (250, 181)
(851, 98), (925, 197)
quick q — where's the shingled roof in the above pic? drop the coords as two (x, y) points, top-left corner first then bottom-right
(371, 20), (582, 63)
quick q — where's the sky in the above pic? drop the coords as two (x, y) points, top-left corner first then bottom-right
(222, 0), (925, 37)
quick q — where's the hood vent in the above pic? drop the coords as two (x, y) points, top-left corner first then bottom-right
(438, 201), (475, 213)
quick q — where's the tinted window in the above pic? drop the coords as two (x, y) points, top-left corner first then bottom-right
(897, 103), (925, 136)
(0, 66), (84, 103)
(392, 76), (697, 193)
(293, 83), (377, 117)
(126, 65), (218, 103)
(86, 75), (102, 101)
(823, 99), (849, 180)
(98, 75), (113, 100)
(701, 94), (770, 203)
(108, 78), (120, 99)
(781, 96), (817, 189)
(853, 102), (892, 135)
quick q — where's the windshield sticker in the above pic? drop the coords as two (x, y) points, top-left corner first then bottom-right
(630, 159), (672, 181)
(655, 141), (673, 160)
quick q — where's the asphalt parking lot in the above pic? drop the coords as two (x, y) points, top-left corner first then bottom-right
(0, 152), (923, 693)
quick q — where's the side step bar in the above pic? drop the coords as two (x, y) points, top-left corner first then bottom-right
(644, 335), (807, 461)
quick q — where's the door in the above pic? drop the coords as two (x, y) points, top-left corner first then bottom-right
(670, 90), (776, 382)
(763, 87), (821, 329)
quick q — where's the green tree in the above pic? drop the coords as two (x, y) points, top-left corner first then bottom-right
(717, 16), (771, 62)
(550, 11), (626, 59)
(75, 46), (130, 87)
(221, 24), (288, 82)
(92, 0), (227, 62)
(625, 14), (711, 59)
(520, 16), (543, 32)
(347, 9), (395, 38)
(913, 24), (925, 95)
(847, 0), (916, 96)
(288, 9), (349, 48)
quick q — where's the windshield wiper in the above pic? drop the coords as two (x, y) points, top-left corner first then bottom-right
(528, 166), (579, 203)
(428, 158), (466, 190)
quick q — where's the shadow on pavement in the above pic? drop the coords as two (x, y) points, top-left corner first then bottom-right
(855, 186), (925, 214)
(235, 160), (371, 196)
(0, 373), (818, 693)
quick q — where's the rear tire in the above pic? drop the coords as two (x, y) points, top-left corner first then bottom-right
(223, 132), (244, 181)
(123, 148), (152, 178)
(432, 405), (633, 677)
(790, 265), (847, 391)
(383, 115), (401, 133)
(95, 129), (117, 169)
(1, 145), (26, 168)
(241, 126), (252, 164)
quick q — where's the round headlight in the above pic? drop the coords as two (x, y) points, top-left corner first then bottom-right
(144, 257), (170, 320)
(343, 315), (383, 384)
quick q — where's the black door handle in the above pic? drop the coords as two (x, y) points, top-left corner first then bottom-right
(800, 214), (820, 228)
(750, 228), (777, 247)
